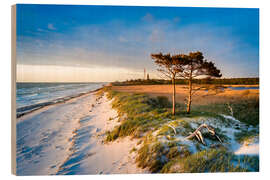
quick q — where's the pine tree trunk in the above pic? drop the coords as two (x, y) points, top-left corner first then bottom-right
(172, 78), (176, 115)
(187, 79), (192, 114)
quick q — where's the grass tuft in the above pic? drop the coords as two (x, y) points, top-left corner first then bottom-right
(161, 148), (257, 173)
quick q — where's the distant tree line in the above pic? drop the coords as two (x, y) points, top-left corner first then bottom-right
(112, 77), (259, 86)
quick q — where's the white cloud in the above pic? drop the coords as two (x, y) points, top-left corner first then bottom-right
(48, 23), (56, 30)
(37, 28), (46, 32)
(16, 64), (149, 82)
(142, 13), (154, 22)
(119, 36), (128, 43)
(149, 29), (164, 43)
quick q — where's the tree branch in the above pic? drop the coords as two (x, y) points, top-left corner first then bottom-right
(185, 124), (222, 145)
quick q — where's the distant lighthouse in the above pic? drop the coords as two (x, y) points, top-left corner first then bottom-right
(144, 68), (146, 80)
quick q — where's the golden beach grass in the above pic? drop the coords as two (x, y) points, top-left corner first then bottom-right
(111, 85), (259, 105)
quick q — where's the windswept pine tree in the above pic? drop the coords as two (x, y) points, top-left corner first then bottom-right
(174, 51), (222, 113)
(151, 53), (182, 115)
(151, 51), (222, 114)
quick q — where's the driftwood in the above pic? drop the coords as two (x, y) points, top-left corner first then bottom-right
(167, 124), (177, 135)
(185, 124), (222, 145)
(227, 103), (234, 117)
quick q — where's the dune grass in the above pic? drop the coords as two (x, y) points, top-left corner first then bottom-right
(135, 135), (191, 172)
(234, 129), (259, 144)
(161, 148), (259, 173)
(189, 98), (259, 126)
(105, 89), (174, 141)
(102, 86), (259, 173)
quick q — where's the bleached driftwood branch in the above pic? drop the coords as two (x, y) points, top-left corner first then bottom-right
(185, 123), (222, 145)
(167, 124), (177, 135)
(227, 103), (234, 117)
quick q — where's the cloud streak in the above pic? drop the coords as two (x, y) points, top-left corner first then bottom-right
(47, 23), (56, 30)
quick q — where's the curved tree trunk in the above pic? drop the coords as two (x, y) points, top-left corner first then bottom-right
(186, 79), (192, 114)
(172, 78), (176, 115)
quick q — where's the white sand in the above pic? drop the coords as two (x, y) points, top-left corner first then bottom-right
(16, 92), (147, 175)
(220, 115), (259, 156)
(234, 135), (259, 155)
(234, 143), (259, 155)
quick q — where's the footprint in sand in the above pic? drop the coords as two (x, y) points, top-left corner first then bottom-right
(50, 165), (57, 169)
(55, 145), (64, 150)
(112, 160), (119, 165)
(120, 162), (127, 166)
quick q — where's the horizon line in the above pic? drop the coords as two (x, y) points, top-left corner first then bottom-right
(16, 77), (259, 83)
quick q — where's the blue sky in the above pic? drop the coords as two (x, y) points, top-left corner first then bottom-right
(16, 4), (259, 82)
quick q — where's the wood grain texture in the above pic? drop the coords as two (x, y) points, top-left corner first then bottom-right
(11, 4), (17, 175)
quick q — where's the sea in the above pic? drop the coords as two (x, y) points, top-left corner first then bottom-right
(16, 82), (106, 117)
(227, 86), (259, 90)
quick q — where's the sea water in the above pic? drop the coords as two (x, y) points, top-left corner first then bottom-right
(16, 82), (106, 116)
(227, 86), (259, 90)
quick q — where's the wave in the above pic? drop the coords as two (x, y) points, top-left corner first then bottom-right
(16, 87), (102, 118)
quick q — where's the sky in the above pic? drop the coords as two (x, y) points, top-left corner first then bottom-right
(16, 4), (259, 82)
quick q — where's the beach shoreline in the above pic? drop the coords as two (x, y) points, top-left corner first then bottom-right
(16, 88), (147, 175)
(17, 87), (103, 119)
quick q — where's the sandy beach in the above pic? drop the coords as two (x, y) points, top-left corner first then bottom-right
(16, 91), (147, 175)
